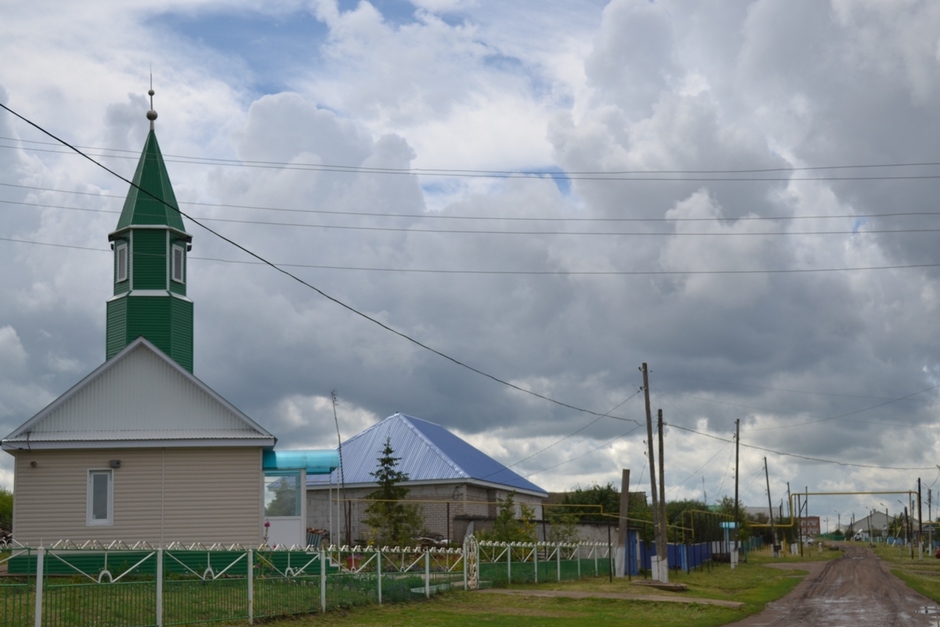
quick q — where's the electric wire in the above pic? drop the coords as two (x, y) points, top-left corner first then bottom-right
(7, 180), (940, 224)
(666, 422), (936, 471)
(10, 233), (940, 277)
(6, 136), (940, 181)
(9, 195), (940, 237)
(0, 100), (633, 424)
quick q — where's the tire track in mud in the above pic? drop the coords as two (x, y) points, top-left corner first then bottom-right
(725, 545), (940, 626)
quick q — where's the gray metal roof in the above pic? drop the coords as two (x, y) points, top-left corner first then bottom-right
(2, 338), (276, 450)
(307, 413), (547, 497)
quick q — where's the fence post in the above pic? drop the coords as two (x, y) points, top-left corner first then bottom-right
(534, 543), (539, 583)
(424, 550), (430, 598)
(247, 548), (254, 625)
(556, 544), (561, 581)
(576, 544), (581, 578)
(156, 548), (163, 627)
(377, 549), (382, 605)
(507, 544), (512, 584)
(594, 542), (598, 576)
(34, 547), (44, 627)
(463, 543), (468, 590)
(320, 547), (326, 613)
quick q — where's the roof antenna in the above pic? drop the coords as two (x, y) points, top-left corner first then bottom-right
(146, 72), (158, 131)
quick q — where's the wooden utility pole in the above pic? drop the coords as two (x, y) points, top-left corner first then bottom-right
(618, 469), (630, 577)
(657, 409), (669, 581)
(641, 363), (662, 580)
(764, 457), (777, 557)
(734, 419), (740, 547)
(918, 478), (923, 552)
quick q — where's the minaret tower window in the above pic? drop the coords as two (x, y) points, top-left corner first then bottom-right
(172, 244), (185, 284)
(115, 242), (128, 283)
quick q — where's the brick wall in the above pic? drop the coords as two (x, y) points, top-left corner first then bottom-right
(306, 482), (546, 545)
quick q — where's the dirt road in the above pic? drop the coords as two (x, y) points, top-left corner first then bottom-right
(726, 544), (940, 626)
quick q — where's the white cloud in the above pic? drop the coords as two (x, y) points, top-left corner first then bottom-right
(2, 0), (940, 521)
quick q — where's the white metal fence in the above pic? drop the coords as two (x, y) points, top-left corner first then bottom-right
(0, 538), (613, 626)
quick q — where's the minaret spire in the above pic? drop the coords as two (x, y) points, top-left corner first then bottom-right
(147, 76), (157, 131)
(106, 86), (194, 372)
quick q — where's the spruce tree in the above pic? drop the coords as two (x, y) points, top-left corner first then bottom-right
(363, 437), (423, 546)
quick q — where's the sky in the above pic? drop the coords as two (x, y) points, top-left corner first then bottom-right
(2, 0), (940, 529)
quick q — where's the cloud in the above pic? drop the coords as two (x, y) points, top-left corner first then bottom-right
(3, 0), (940, 522)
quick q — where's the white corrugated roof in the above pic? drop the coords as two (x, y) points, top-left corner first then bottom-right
(2, 338), (275, 450)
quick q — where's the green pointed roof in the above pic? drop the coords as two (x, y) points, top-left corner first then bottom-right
(112, 130), (188, 235)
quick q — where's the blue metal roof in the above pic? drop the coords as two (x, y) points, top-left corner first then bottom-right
(307, 413), (546, 496)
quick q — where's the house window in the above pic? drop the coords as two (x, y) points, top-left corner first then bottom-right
(171, 245), (185, 284)
(87, 469), (113, 525)
(264, 472), (301, 517)
(116, 243), (128, 283)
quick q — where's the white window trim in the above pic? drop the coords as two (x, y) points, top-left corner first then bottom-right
(87, 469), (114, 526)
(116, 243), (128, 283)
(171, 244), (185, 284)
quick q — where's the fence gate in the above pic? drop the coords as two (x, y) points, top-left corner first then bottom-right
(463, 535), (479, 590)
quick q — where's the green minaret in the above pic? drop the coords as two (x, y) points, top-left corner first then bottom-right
(106, 90), (194, 372)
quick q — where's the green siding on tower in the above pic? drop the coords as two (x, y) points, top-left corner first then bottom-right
(106, 298), (128, 359)
(107, 296), (193, 372)
(131, 230), (169, 290)
(106, 121), (194, 372)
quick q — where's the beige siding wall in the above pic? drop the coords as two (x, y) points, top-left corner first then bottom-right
(11, 447), (263, 545)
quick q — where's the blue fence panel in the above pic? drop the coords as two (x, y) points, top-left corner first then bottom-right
(635, 541), (715, 573)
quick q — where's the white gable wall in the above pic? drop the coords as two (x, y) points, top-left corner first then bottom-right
(4, 341), (274, 447)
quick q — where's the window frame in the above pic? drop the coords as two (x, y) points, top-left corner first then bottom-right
(115, 243), (128, 283)
(86, 469), (114, 526)
(171, 244), (185, 284)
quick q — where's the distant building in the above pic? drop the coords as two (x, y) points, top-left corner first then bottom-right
(799, 516), (821, 537)
(307, 412), (548, 544)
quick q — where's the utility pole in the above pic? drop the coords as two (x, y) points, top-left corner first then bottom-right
(734, 419), (740, 530)
(657, 409), (669, 582)
(918, 478), (923, 556)
(617, 469), (630, 577)
(641, 363), (663, 580)
(764, 457), (777, 557)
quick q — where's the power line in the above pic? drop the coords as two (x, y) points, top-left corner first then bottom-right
(7, 180), (940, 224)
(6, 135), (940, 181)
(7, 234), (940, 277)
(0, 101), (630, 424)
(9, 196), (940, 237)
(666, 422), (935, 471)
(500, 390), (643, 473)
(653, 369), (899, 400)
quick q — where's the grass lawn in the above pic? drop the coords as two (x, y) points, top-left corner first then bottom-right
(241, 546), (838, 627)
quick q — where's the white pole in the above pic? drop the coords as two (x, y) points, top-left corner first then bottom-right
(320, 547), (327, 613)
(34, 547), (44, 627)
(377, 549), (383, 605)
(156, 549), (163, 627)
(534, 543), (539, 583)
(247, 548), (254, 625)
(424, 550), (430, 598)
